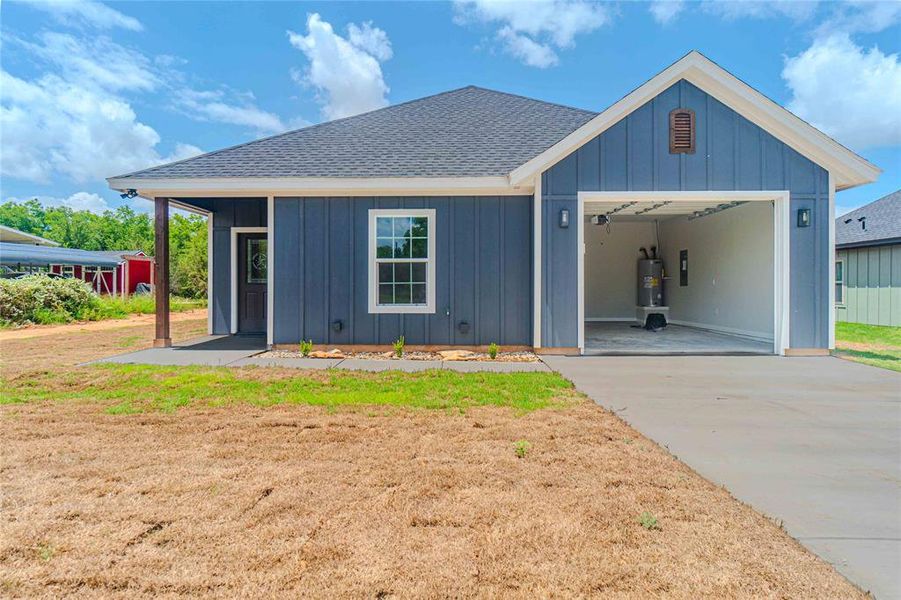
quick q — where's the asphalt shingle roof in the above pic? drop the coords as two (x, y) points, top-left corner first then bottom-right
(113, 86), (598, 180)
(836, 190), (901, 247)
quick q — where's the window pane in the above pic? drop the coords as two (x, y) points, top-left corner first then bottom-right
(247, 239), (267, 283)
(376, 217), (393, 237)
(395, 283), (411, 304)
(378, 263), (394, 284)
(379, 284), (394, 304)
(393, 216), (412, 238)
(411, 217), (428, 237)
(376, 238), (393, 258)
(411, 283), (426, 304)
(393, 238), (410, 258)
(411, 262), (426, 283)
(835, 283), (843, 303)
(394, 262), (411, 282)
(835, 262), (843, 282)
(411, 238), (427, 259)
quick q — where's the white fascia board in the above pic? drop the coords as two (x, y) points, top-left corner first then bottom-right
(510, 51), (881, 190)
(109, 176), (531, 198)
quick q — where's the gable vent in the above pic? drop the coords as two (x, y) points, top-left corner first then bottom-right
(669, 108), (695, 154)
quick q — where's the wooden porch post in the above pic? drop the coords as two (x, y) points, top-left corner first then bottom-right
(154, 197), (171, 347)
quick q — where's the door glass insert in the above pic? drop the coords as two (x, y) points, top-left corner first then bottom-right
(246, 238), (267, 283)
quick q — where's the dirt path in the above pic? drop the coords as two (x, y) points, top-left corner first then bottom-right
(0, 309), (207, 341)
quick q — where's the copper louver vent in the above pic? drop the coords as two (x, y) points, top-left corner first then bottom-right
(669, 108), (695, 154)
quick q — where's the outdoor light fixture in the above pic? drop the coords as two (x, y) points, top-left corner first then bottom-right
(797, 207), (811, 228)
(120, 189), (138, 199)
(559, 208), (570, 228)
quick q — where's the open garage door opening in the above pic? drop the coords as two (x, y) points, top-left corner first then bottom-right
(578, 192), (790, 356)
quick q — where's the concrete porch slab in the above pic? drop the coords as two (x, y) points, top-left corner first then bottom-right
(95, 334), (267, 367)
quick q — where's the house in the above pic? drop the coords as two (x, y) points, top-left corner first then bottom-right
(0, 225), (154, 296)
(107, 51), (880, 355)
(835, 190), (900, 327)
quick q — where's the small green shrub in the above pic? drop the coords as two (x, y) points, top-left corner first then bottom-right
(514, 439), (530, 458)
(393, 336), (405, 358)
(488, 342), (499, 360)
(638, 511), (660, 530)
(299, 340), (314, 357)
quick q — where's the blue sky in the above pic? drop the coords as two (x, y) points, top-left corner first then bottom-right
(1, 0), (899, 216)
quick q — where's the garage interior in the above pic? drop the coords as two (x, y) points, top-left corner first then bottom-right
(583, 198), (776, 355)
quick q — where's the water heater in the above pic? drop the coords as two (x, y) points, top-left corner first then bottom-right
(637, 259), (664, 307)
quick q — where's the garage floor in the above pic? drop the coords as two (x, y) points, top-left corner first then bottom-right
(584, 321), (772, 355)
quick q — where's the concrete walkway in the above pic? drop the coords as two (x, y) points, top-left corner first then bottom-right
(97, 336), (549, 372)
(544, 354), (901, 599)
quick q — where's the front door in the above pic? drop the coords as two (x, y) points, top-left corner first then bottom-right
(237, 232), (267, 334)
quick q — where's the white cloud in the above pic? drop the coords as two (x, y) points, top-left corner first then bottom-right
(782, 34), (901, 150)
(160, 143), (203, 164)
(22, 0), (143, 31)
(497, 27), (558, 68)
(18, 32), (160, 92)
(702, 0), (819, 21)
(0, 31), (203, 183)
(347, 22), (393, 62)
(454, 0), (611, 68)
(816, 0), (901, 36)
(649, 0), (686, 24)
(175, 89), (287, 135)
(288, 13), (392, 121)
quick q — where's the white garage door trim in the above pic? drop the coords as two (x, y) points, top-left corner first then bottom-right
(577, 190), (791, 356)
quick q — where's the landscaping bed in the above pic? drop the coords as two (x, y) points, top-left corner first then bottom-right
(266, 348), (540, 362)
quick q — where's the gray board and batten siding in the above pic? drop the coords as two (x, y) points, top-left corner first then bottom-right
(540, 79), (830, 349)
(271, 196), (533, 346)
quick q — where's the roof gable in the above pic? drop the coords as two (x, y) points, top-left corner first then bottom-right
(510, 51), (880, 191)
(836, 190), (901, 247)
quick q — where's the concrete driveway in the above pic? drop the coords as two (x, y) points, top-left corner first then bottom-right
(544, 355), (901, 599)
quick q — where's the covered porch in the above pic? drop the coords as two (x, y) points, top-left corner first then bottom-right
(149, 196), (268, 348)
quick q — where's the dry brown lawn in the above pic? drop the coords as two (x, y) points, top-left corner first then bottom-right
(0, 315), (864, 598)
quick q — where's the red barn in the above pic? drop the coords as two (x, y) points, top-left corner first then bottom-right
(48, 250), (155, 297)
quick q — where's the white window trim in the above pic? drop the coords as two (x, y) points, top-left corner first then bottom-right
(834, 258), (846, 307)
(368, 209), (436, 314)
(230, 226), (268, 334)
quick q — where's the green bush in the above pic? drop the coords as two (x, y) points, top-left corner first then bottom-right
(0, 275), (207, 326)
(0, 275), (99, 325)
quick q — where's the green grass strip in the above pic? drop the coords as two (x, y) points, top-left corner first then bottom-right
(2, 364), (577, 414)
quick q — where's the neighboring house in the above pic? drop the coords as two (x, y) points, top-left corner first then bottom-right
(0, 225), (154, 297)
(835, 190), (900, 327)
(108, 51), (880, 354)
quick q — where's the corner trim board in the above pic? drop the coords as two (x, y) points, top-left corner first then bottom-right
(267, 197), (274, 346)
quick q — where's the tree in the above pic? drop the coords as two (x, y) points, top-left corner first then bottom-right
(0, 199), (208, 297)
